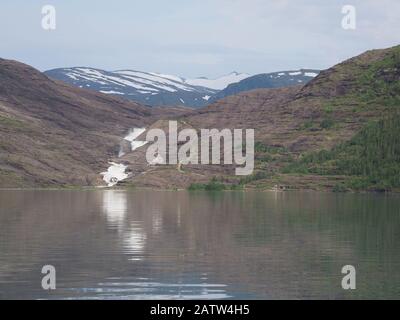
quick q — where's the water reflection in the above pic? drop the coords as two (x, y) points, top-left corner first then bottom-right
(66, 277), (231, 300)
(0, 190), (399, 299)
(123, 223), (146, 261)
(102, 190), (146, 261)
(102, 190), (127, 228)
(151, 207), (163, 234)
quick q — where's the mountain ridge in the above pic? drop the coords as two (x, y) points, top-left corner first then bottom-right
(120, 45), (400, 190)
(44, 67), (319, 108)
(44, 67), (249, 108)
(1, 44), (399, 191)
(0, 58), (156, 187)
(208, 69), (319, 103)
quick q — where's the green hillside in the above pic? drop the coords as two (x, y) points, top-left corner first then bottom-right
(283, 114), (400, 191)
(280, 45), (400, 192)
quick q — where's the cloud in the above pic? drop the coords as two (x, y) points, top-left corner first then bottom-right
(0, 0), (398, 77)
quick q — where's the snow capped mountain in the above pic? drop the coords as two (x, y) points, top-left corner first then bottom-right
(184, 72), (250, 90)
(113, 70), (193, 93)
(208, 69), (320, 103)
(44, 67), (319, 108)
(44, 67), (249, 108)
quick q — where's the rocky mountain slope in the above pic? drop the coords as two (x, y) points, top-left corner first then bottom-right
(44, 68), (249, 108)
(0, 58), (160, 187)
(1, 45), (399, 191)
(280, 45), (400, 191)
(119, 45), (400, 191)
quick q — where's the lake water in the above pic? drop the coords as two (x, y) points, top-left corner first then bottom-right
(0, 189), (399, 300)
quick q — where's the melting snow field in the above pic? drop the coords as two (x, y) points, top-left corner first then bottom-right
(185, 72), (250, 90)
(305, 72), (318, 77)
(101, 162), (129, 187)
(100, 90), (125, 95)
(101, 128), (148, 186)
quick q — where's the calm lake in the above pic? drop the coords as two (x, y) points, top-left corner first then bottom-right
(0, 189), (399, 300)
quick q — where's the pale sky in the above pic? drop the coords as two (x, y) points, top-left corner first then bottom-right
(0, 0), (399, 78)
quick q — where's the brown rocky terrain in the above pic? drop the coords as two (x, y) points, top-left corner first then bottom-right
(1, 44), (399, 190)
(184, 45), (400, 153)
(0, 59), (158, 187)
(121, 45), (399, 190)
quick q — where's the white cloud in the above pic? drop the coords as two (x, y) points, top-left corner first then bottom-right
(0, 0), (398, 77)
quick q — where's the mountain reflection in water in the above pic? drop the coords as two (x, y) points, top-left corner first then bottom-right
(0, 190), (399, 299)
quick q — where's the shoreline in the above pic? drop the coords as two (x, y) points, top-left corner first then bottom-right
(0, 185), (399, 195)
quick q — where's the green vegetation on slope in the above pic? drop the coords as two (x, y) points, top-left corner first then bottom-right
(247, 46), (400, 192)
(189, 177), (244, 191)
(283, 114), (400, 191)
(356, 45), (400, 106)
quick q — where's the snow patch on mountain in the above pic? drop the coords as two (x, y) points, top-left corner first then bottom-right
(100, 90), (125, 95)
(208, 69), (320, 103)
(45, 67), (318, 108)
(101, 162), (129, 187)
(184, 72), (250, 90)
(305, 72), (319, 77)
(101, 128), (149, 186)
(45, 67), (221, 108)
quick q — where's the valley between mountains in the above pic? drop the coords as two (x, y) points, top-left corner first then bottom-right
(1, 45), (399, 192)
